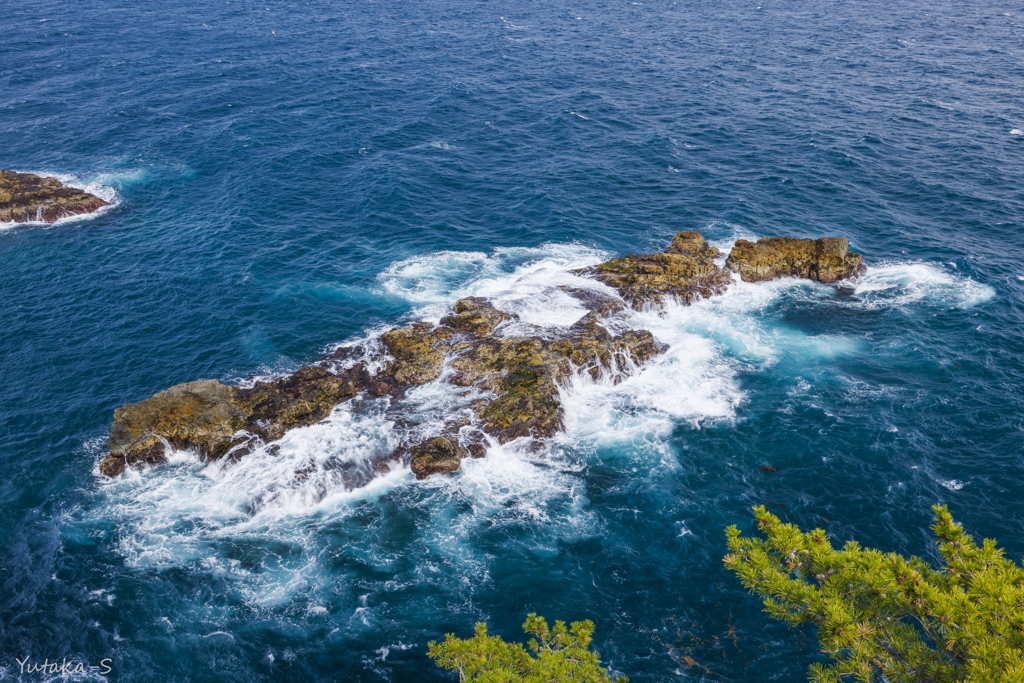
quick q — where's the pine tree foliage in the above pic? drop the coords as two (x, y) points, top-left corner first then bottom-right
(427, 613), (628, 683)
(724, 505), (1024, 682)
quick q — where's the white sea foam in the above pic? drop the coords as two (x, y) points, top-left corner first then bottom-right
(557, 273), (861, 458)
(91, 238), (990, 603)
(1011, 129), (1023, 136)
(1, 171), (121, 228)
(851, 261), (994, 309)
(376, 243), (609, 327)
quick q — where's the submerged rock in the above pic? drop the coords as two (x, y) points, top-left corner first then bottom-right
(0, 170), (109, 223)
(100, 230), (864, 481)
(725, 236), (864, 283)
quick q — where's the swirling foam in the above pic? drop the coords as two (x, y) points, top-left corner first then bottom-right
(851, 261), (994, 309)
(376, 243), (609, 327)
(89, 240), (993, 603)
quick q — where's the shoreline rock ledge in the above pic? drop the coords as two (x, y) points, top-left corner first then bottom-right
(0, 170), (110, 223)
(98, 231), (864, 482)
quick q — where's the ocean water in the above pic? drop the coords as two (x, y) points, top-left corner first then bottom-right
(2, 0), (1023, 680)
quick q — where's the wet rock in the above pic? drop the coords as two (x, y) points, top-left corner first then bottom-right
(440, 296), (515, 335)
(100, 380), (246, 477)
(558, 287), (626, 318)
(725, 236), (863, 283)
(575, 230), (731, 308)
(410, 436), (463, 479)
(100, 365), (370, 476)
(0, 170), (109, 223)
(101, 230), (864, 482)
(448, 313), (666, 443)
(235, 364), (367, 442)
(380, 324), (452, 385)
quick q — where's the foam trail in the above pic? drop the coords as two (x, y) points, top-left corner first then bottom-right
(852, 261), (994, 309)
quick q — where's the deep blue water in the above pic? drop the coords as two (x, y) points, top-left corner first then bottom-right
(2, 0), (1024, 680)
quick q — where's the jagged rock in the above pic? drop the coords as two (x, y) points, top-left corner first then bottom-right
(440, 296), (514, 335)
(575, 231), (730, 308)
(100, 365), (371, 476)
(0, 170), (109, 223)
(100, 231), (864, 481)
(449, 313), (665, 442)
(100, 380), (246, 477)
(410, 436), (463, 479)
(725, 236), (863, 283)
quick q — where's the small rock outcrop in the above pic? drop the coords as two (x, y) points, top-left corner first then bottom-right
(410, 437), (464, 479)
(725, 236), (864, 283)
(574, 231), (731, 308)
(0, 170), (109, 223)
(100, 230), (864, 481)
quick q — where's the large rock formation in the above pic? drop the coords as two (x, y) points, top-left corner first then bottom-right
(99, 230), (863, 481)
(573, 231), (731, 308)
(100, 365), (375, 476)
(725, 236), (863, 283)
(0, 170), (110, 223)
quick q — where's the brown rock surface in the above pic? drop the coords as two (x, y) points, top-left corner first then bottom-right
(0, 170), (110, 223)
(410, 436), (463, 479)
(574, 230), (730, 308)
(725, 236), (864, 283)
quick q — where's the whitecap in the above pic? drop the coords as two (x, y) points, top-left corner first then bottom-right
(1011, 129), (1023, 136)
(375, 243), (609, 327)
(850, 261), (994, 309)
(557, 273), (860, 460)
(939, 479), (965, 491)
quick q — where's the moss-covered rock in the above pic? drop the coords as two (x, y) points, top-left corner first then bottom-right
(100, 365), (370, 475)
(100, 380), (246, 476)
(0, 170), (109, 223)
(725, 236), (863, 283)
(381, 324), (453, 385)
(575, 230), (730, 308)
(410, 436), (463, 479)
(440, 296), (515, 335)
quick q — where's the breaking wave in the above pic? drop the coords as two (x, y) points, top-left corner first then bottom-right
(850, 261), (995, 309)
(86, 240), (996, 604)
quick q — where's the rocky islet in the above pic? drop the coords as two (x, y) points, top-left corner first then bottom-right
(98, 231), (864, 481)
(0, 170), (110, 223)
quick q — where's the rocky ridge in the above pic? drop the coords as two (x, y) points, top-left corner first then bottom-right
(99, 231), (864, 481)
(0, 170), (110, 223)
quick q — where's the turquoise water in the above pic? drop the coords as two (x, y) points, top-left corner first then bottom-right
(2, 0), (1024, 680)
